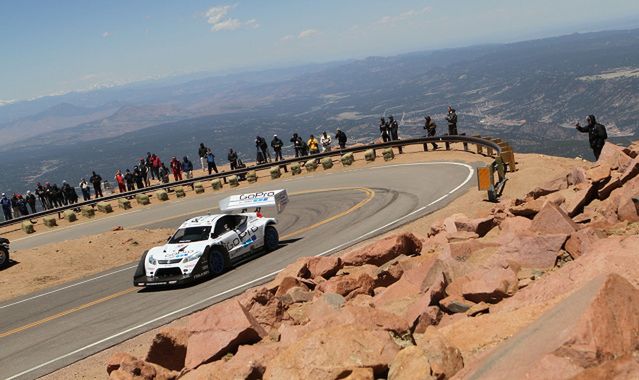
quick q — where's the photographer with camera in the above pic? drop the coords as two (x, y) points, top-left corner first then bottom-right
(576, 115), (607, 160)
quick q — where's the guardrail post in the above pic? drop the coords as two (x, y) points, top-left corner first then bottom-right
(460, 133), (469, 151)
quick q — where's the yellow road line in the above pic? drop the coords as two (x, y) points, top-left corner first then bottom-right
(0, 287), (137, 339)
(0, 187), (374, 340)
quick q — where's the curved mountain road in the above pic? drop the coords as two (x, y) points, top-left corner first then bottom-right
(0, 161), (478, 379)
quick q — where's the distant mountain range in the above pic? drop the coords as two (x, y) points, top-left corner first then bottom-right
(1, 28), (638, 193)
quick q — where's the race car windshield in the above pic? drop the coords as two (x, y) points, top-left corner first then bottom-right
(169, 226), (212, 244)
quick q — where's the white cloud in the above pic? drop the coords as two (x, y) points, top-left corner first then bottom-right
(204, 5), (259, 32)
(280, 34), (295, 42)
(378, 7), (431, 25)
(101, 31), (111, 38)
(298, 29), (319, 39)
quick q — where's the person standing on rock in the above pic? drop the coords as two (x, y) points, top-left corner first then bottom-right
(576, 115), (608, 160)
(90, 172), (103, 198)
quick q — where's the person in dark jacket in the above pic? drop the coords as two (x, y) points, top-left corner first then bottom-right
(90, 171), (103, 198)
(145, 152), (154, 180)
(255, 136), (270, 163)
(139, 159), (150, 187)
(271, 135), (284, 161)
(133, 166), (145, 189)
(228, 149), (238, 170)
(335, 128), (347, 149)
(379, 117), (390, 142)
(182, 156), (194, 179)
(124, 169), (135, 191)
(151, 154), (161, 181)
(35, 183), (49, 210)
(446, 106), (458, 136)
(576, 114), (608, 160)
(61, 181), (78, 204)
(17, 195), (29, 216)
(424, 116), (439, 150)
(159, 163), (170, 183)
(389, 116), (399, 141)
(291, 133), (303, 157)
(1, 193), (12, 221)
(26, 191), (37, 214)
(198, 143), (208, 173)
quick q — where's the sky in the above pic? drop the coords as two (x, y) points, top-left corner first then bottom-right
(1, 0), (638, 102)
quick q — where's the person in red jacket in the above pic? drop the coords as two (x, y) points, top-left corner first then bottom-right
(152, 155), (162, 181)
(170, 156), (182, 181)
(114, 170), (126, 193)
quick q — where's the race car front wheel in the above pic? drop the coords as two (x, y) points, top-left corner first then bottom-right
(0, 247), (9, 269)
(208, 247), (230, 276)
(264, 225), (279, 252)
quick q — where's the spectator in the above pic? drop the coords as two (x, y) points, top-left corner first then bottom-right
(307, 134), (320, 155)
(35, 183), (49, 210)
(145, 152), (155, 180)
(379, 117), (390, 142)
(320, 131), (332, 152)
(152, 154), (162, 181)
(79, 178), (91, 201)
(90, 171), (103, 198)
(115, 170), (126, 193)
(124, 169), (135, 191)
(206, 149), (218, 175)
(335, 128), (347, 149)
(140, 159), (150, 187)
(45, 183), (56, 208)
(446, 106), (458, 136)
(103, 180), (113, 195)
(576, 115), (608, 160)
(159, 163), (170, 183)
(61, 181), (78, 204)
(389, 115), (399, 141)
(198, 143), (208, 173)
(51, 184), (64, 207)
(291, 133), (303, 158)
(17, 195), (29, 216)
(26, 190), (37, 214)
(424, 116), (438, 150)
(1, 193), (12, 221)
(133, 166), (145, 189)
(170, 157), (182, 182)
(228, 149), (239, 170)
(182, 156), (194, 179)
(11, 194), (20, 216)
(271, 134), (284, 161)
(255, 136), (270, 163)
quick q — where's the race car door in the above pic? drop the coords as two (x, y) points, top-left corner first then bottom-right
(215, 215), (253, 260)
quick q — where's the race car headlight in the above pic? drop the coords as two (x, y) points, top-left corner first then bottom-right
(183, 251), (204, 263)
(147, 254), (157, 265)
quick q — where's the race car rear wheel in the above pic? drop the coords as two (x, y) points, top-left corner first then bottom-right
(0, 247), (9, 269)
(264, 225), (279, 252)
(208, 247), (229, 276)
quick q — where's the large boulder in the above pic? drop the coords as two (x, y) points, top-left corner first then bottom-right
(457, 274), (639, 379)
(596, 142), (633, 171)
(446, 262), (519, 304)
(570, 355), (639, 380)
(556, 182), (597, 217)
(530, 202), (579, 235)
(264, 325), (400, 380)
(316, 272), (376, 300)
(564, 227), (606, 259)
(585, 163), (611, 185)
(184, 300), (268, 370)
(496, 233), (568, 269)
(146, 328), (188, 372)
(341, 233), (422, 266)
(273, 256), (343, 284)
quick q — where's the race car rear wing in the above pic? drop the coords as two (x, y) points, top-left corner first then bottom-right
(219, 189), (288, 214)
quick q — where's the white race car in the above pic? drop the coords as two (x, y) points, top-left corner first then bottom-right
(133, 190), (287, 287)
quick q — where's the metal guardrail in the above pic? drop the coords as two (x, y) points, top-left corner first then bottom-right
(0, 135), (510, 228)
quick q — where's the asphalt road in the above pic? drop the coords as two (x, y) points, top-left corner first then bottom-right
(0, 161), (477, 379)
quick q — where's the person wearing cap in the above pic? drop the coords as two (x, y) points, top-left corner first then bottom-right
(335, 128), (347, 149)
(271, 134), (284, 161)
(1, 193), (12, 221)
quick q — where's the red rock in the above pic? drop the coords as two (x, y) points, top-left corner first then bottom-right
(118, 358), (158, 380)
(496, 233), (568, 269)
(374, 261), (405, 288)
(567, 167), (589, 186)
(446, 231), (479, 242)
(457, 274), (639, 380)
(557, 182), (597, 217)
(458, 266), (519, 304)
(528, 176), (568, 199)
(499, 216), (532, 234)
(305, 293), (345, 322)
(443, 239), (499, 262)
(620, 156), (639, 184)
(185, 299), (268, 370)
(246, 296), (285, 330)
(597, 171), (622, 199)
(273, 257), (311, 284)
(509, 198), (545, 218)
(617, 196), (639, 222)
(564, 227), (605, 259)
(145, 328), (188, 372)
(305, 256), (343, 279)
(412, 306), (443, 333)
(341, 367), (375, 380)
(279, 286), (313, 305)
(316, 272), (375, 299)
(626, 141), (639, 158)
(308, 304), (411, 336)
(273, 276), (306, 297)
(237, 286), (273, 308)
(530, 202), (579, 235)
(569, 355), (639, 380)
(466, 301), (490, 316)
(597, 142), (633, 171)
(180, 342), (282, 380)
(440, 295), (475, 313)
(585, 163), (611, 184)
(278, 323), (309, 345)
(264, 325), (400, 380)
(107, 352), (138, 375)
(452, 216), (495, 237)
(415, 328), (464, 379)
(341, 232), (422, 266)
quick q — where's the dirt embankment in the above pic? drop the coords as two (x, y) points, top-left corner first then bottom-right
(40, 142), (625, 379)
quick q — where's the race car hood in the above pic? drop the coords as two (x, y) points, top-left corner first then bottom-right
(149, 241), (210, 261)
